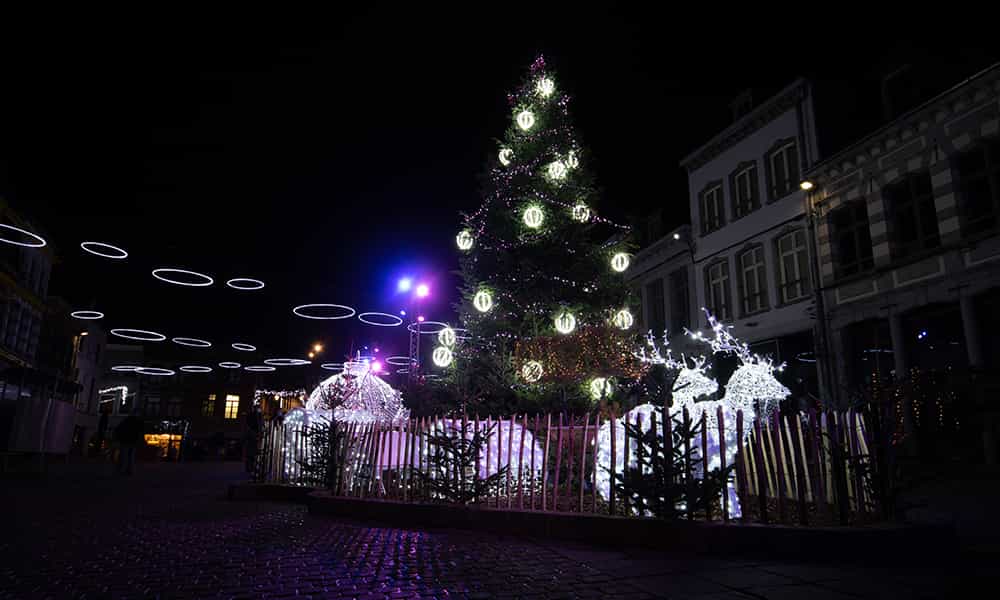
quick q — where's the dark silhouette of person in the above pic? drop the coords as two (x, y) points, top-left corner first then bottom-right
(114, 413), (144, 475)
(245, 405), (263, 473)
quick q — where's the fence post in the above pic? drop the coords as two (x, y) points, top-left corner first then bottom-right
(531, 413), (540, 510)
(592, 413), (600, 514)
(701, 413), (711, 521)
(553, 413), (563, 512)
(752, 413), (770, 524)
(473, 414), (481, 505)
(565, 414), (575, 508)
(506, 415), (515, 509)
(622, 411), (632, 517)
(735, 410), (747, 523)
(790, 415), (808, 526)
(772, 411), (787, 523)
(717, 405), (728, 522)
(608, 409), (616, 516)
(683, 407), (693, 521)
(518, 413), (527, 509)
(485, 416), (492, 505)
(579, 412), (589, 513)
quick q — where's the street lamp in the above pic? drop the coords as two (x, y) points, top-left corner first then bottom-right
(416, 283), (430, 298)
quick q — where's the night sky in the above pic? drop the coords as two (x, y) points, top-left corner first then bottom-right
(2, 9), (996, 382)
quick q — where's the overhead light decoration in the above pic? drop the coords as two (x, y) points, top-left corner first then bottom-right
(432, 346), (453, 368)
(589, 377), (613, 400)
(516, 110), (535, 131)
(523, 205), (544, 229)
(456, 229), (474, 251)
(536, 76), (555, 98)
(498, 147), (513, 166)
(473, 289), (493, 313)
(80, 241), (127, 259)
(0, 224), (47, 248)
(611, 252), (630, 273)
(613, 308), (634, 330)
(800, 181), (814, 190)
(521, 360), (544, 383)
(547, 160), (567, 181)
(566, 151), (579, 169)
(151, 268), (214, 287)
(71, 310), (104, 320)
(554, 311), (576, 334)
(438, 326), (456, 347)
(571, 203), (591, 222)
(226, 278), (265, 290)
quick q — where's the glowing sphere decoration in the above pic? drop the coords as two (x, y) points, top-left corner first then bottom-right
(610, 252), (630, 273)
(536, 76), (555, 97)
(554, 311), (576, 334)
(516, 110), (535, 131)
(547, 160), (567, 181)
(589, 377), (613, 400)
(456, 229), (474, 251)
(438, 326), (456, 347)
(498, 147), (513, 166)
(613, 308), (634, 330)
(473, 289), (493, 313)
(571, 203), (591, 222)
(521, 360), (543, 383)
(566, 151), (579, 169)
(432, 346), (453, 368)
(522, 206), (544, 229)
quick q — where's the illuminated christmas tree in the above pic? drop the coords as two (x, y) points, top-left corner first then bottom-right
(452, 56), (638, 413)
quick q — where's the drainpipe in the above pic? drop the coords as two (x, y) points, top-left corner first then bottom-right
(805, 190), (837, 409)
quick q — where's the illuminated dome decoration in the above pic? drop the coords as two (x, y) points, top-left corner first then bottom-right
(432, 346), (453, 368)
(547, 160), (567, 181)
(473, 289), (493, 313)
(456, 229), (474, 251)
(521, 360), (543, 383)
(438, 326), (456, 347)
(612, 308), (633, 330)
(589, 376), (613, 400)
(535, 76), (555, 97)
(554, 311), (576, 334)
(522, 205), (544, 229)
(498, 147), (513, 166)
(306, 360), (409, 425)
(516, 109), (535, 131)
(571, 203), (591, 222)
(610, 252), (630, 273)
(566, 151), (579, 169)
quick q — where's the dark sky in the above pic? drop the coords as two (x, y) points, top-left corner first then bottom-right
(2, 8), (996, 381)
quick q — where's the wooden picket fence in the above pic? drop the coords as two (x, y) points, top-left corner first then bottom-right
(254, 404), (879, 526)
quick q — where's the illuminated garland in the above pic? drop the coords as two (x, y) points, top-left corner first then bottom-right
(512, 325), (646, 385)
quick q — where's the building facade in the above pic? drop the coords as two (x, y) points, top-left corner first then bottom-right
(678, 80), (823, 404)
(804, 64), (1000, 461)
(628, 225), (695, 341)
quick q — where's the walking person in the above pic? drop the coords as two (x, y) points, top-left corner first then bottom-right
(114, 413), (144, 476)
(245, 404), (263, 473)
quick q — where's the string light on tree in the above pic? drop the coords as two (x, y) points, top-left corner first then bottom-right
(516, 110), (535, 131)
(571, 203), (591, 222)
(613, 308), (633, 330)
(521, 360), (544, 383)
(554, 310), (577, 334)
(432, 346), (454, 368)
(611, 252), (630, 273)
(547, 160), (567, 181)
(473, 289), (494, 313)
(498, 147), (513, 166)
(522, 205), (544, 229)
(589, 377), (613, 400)
(535, 77), (555, 98)
(456, 230), (474, 251)
(438, 326), (456, 347)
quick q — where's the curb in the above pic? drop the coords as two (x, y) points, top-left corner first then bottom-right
(227, 483), (316, 502)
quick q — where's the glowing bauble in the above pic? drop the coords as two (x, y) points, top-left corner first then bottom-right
(522, 360), (543, 383)
(523, 206), (544, 229)
(498, 147), (513, 166)
(554, 311), (576, 334)
(536, 77), (555, 98)
(589, 377), (613, 400)
(572, 203), (591, 222)
(438, 326), (456, 347)
(473, 289), (493, 313)
(566, 151), (579, 169)
(547, 160), (567, 181)
(432, 346), (453, 368)
(613, 308), (634, 330)
(516, 110), (535, 131)
(456, 230), (474, 251)
(611, 252), (630, 272)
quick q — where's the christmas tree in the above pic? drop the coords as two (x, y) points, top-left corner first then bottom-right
(451, 56), (640, 414)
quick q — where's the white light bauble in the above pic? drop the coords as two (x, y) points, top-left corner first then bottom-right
(566, 151), (579, 169)
(536, 77), (555, 98)
(498, 147), (513, 166)
(589, 377), (613, 400)
(547, 160), (567, 181)
(611, 252), (630, 273)
(516, 110), (535, 131)
(523, 206), (544, 229)
(432, 346), (453, 368)
(521, 360), (543, 383)
(554, 311), (576, 334)
(613, 308), (634, 330)
(456, 230), (474, 251)
(438, 326), (456, 347)
(571, 203), (591, 222)
(473, 289), (493, 313)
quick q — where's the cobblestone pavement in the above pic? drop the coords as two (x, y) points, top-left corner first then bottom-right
(0, 461), (988, 599)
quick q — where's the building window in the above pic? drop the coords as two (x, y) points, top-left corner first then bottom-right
(225, 394), (240, 419)
(705, 260), (732, 320)
(202, 394), (216, 417)
(668, 268), (690, 333)
(776, 230), (810, 303)
(644, 278), (666, 334)
(767, 139), (799, 200)
(954, 138), (1000, 236)
(731, 161), (760, 219)
(700, 183), (725, 234)
(884, 171), (939, 257)
(146, 395), (161, 416)
(167, 397), (182, 418)
(738, 246), (768, 314)
(830, 200), (874, 278)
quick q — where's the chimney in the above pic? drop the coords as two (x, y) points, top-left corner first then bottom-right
(729, 89), (754, 122)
